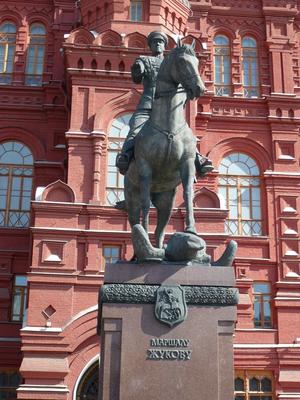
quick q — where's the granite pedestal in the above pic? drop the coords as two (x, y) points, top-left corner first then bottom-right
(98, 262), (238, 400)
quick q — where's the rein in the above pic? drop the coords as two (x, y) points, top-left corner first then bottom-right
(155, 73), (200, 109)
(151, 49), (199, 163)
(155, 87), (186, 99)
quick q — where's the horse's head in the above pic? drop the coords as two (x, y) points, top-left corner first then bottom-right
(167, 40), (205, 100)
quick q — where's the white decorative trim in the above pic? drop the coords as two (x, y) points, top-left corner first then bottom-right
(30, 271), (76, 276)
(235, 329), (277, 332)
(285, 272), (300, 278)
(234, 344), (300, 349)
(278, 155), (295, 160)
(268, 116), (300, 121)
(283, 206), (297, 213)
(284, 250), (299, 257)
(21, 326), (62, 333)
(73, 354), (100, 400)
(67, 67), (131, 75)
(91, 130), (106, 135)
(62, 305), (98, 330)
(35, 186), (45, 201)
(17, 384), (69, 393)
(264, 171), (300, 176)
(278, 394), (300, 399)
(270, 92), (297, 96)
(31, 226), (131, 233)
(65, 130), (91, 135)
(32, 200), (85, 206)
(275, 297), (300, 300)
(284, 229), (298, 235)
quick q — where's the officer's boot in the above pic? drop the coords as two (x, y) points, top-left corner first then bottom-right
(116, 148), (134, 175)
(195, 153), (214, 177)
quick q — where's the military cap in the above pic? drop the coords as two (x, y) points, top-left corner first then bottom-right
(147, 31), (168, 47)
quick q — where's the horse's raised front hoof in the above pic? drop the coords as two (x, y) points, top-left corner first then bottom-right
(132, 224), (165, 263)
(185, 226), (198, 236)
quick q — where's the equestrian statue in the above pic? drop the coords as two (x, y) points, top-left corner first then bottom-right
(116, 31), (213, 182)
(116, 31), (236, 264)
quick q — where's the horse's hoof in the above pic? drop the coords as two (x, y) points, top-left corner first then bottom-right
(114, 200), (127, 211)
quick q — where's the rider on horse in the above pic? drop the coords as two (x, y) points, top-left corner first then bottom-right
(116, 31), (167, 174)
(116, 31), (213, 179)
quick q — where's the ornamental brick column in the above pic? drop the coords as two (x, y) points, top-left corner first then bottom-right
(90, 131), (106, 204)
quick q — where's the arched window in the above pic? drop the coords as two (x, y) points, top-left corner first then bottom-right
(234, 371), (274, 400)
(213, 35), (231, 96)
(0, 141), (34, 227)
(0, 22), (16, 85)
(242, 37), (259, 98)
(76, 361), (99, 400)
(25, 23), (46, 86)
(106, 113), (132, 205)
(218, 153), (262, 236)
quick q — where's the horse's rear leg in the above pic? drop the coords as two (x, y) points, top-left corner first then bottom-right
(138, 160), (152, 233)
(152, 189), (176, 248)
(180, 158), (197, 234)
(124, 179), (140, 227)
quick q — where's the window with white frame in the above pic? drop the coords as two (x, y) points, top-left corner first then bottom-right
(218, 152), (262, 236)
(0, 141), (34, 227)
(25, 23), (46, 86)
(0, 21), (16, 85)
(213, 35), (231, 96)
(242, 37), (259, 98)
(253, 282), (272, 328)
(106, 113), (132, 205)
(11, 275), (28, 322)
(101, 245), (121, 272)
(130, 0), (143, 21)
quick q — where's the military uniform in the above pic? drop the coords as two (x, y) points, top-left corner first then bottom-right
(116, 31), (167, 173)
(121, 55), (163, 153)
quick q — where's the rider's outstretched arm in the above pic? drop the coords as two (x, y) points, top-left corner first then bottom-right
(131, 58), (145, 84)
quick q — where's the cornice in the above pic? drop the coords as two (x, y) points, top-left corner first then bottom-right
(66, 67), (132, 80)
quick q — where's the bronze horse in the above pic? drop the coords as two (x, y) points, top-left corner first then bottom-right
(124, 41), (205, 248)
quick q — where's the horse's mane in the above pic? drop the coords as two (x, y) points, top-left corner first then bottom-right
(170, 43), (196, 58)
(157, 43), (196, 83)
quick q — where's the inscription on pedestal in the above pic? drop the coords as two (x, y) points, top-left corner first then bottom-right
(147, 338), (192, 361)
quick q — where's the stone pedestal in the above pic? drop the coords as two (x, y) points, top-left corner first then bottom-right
(98, 262), (238, 400)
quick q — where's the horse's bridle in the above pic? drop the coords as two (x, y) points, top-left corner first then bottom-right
(151, 50), (199, 163)
(155, 53), (200, 100)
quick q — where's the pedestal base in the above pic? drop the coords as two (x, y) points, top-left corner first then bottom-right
(98, 263), (238, 400)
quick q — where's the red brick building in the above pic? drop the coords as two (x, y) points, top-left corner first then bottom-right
(0, 0), (300, 399)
